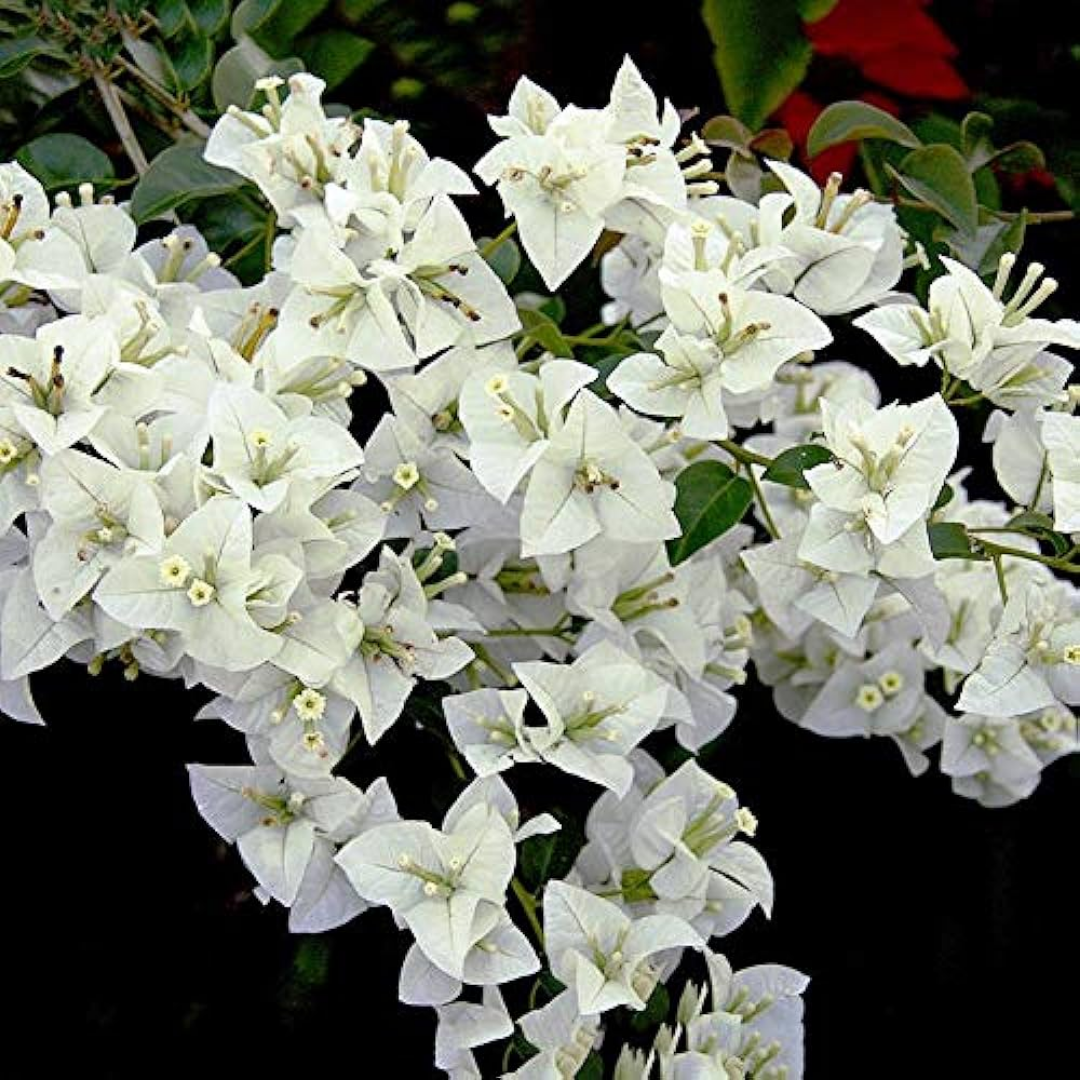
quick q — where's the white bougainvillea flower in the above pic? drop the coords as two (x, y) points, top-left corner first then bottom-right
(543, 880), (701, 1014)
(188, 762), (394, 931)
(510, 640), (671, 795)
(657, 267), (832, 397)
(505, 990), (602, 1080)
(475, 83), (626, 290)
(0, 162), (83, 292)
(520, 388), (679, 556)
(0, 316), (119, 455)
(939, 712), (1046, 808)
(94, 495), (285, 670)
(957, 576), (1080, 716)
(205, 74), (358, 225)
(1041, 410), (1080, 533)
(207, 384), (364, 512)
(33, 448), (164, 618)
(331, 546), (473, 743)
(335, 801), (516, 980)
(805, 393), (958, 546)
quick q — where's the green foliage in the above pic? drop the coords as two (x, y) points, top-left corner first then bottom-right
(15, 133), (114, 190)
(668, 461), (753, 565)
(762, 444), (834, 490)
(130, 142), (244, 222)
(701, 0), (813, 130)
(806, 101), (921, 158)
(929, 522), (985, 562)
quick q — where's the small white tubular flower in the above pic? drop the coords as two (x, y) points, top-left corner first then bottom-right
(543, 880), (701, 1015)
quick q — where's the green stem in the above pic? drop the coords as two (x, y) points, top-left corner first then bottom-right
(113, 55), (212, 138)
(991, 552), (1009, 603)
(480, 221), (517, 260)
(511, 877), (544, 945)
(974, 536), (1080, 575)
(747, 465), (781, 540)
(717, 439), (774, 470)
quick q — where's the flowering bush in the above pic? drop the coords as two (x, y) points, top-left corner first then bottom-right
(1, 50), (1078, 1076)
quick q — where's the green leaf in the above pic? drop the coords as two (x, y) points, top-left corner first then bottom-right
(212, 38), (304, 112)
(130, 143), (245, 223)
(701, 0), (812, 131)
(797, 0), (840, 18)
(1005, 510), (1071, 556)
(518, 308), (572, 357)
(977, 211), (1027, 276)
(960, 111), (995, 161)
(479, 235), (521, 286)
(16, 134), (115, 191)
(234, 0), (332, 54)
(701, 114), (754, 152)
(762, 444), (834, 489)
(630, 984), (671, 1033)
(154, 0), (194, 38)
(296, 30), (375, 91)
(165, 29), (214, 92)
(577, 1054), (604, 1080)
(932, 483), (955, 512)
(806, 101), (921, 158)
(519, 816), (583, 892)
(0, 36), (62, 78)
(891, 144), (979, 235)
(189, 0), (231, 35)
(929, 522), (985, 561)
(668, 461), (753, 565)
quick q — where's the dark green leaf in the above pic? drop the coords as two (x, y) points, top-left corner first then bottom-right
(630, 984), (671, 1033)
(701, 0), (812, 131)
(796, 0), (840, 17)
(212, 38), (303, 112)
(16, 134), (115, 191)
(189, 0), (231, 35)
(296, 30), (375, 91)
(519, 816), (583, 892)
(0, 36), (62, 78)
(480, 235), (522, 286)
(983, 141), (1046, 175)
(891, 144), (979, 235)
(960, 111), (995, 160)
(1006, 510), (1071, 556)
(130, 143), (245, 223)
(155, 0), (194, 38)
(929, 522), (985, 561)
(236, 0), (332, 54)
(749, 127), (794, 161)
(806, 101), (921, 158)
(668, 461), (753, 565)
(165, 29), (214, 92)
(577, 1053), (604, 1080)
(932, 484), (955, 512)
(518, 307), (572, 357)
(977, 211), (1027, 276)
(701, 114), (754, 152)
(762, 444), (834, 489)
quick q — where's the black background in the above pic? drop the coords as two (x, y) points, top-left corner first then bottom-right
(3, 2), (1080, 1076)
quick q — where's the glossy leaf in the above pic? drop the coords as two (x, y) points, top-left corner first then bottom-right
(891, 144), (979, 235)
(807, 100), (921, 158)
(668, 460), (753, 564)
(701, 0), (812, 131)
(130, 143), (245, 223)
(16, 134), (115, 191)
(763, 444), (834, 489)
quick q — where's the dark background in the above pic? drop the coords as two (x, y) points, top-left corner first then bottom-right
(3, 1), (1080, 1076)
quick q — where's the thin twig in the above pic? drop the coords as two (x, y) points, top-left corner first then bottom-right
(93, 69), (149, 175)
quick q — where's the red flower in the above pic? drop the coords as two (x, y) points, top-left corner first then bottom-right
(808, 0), (967, 100)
